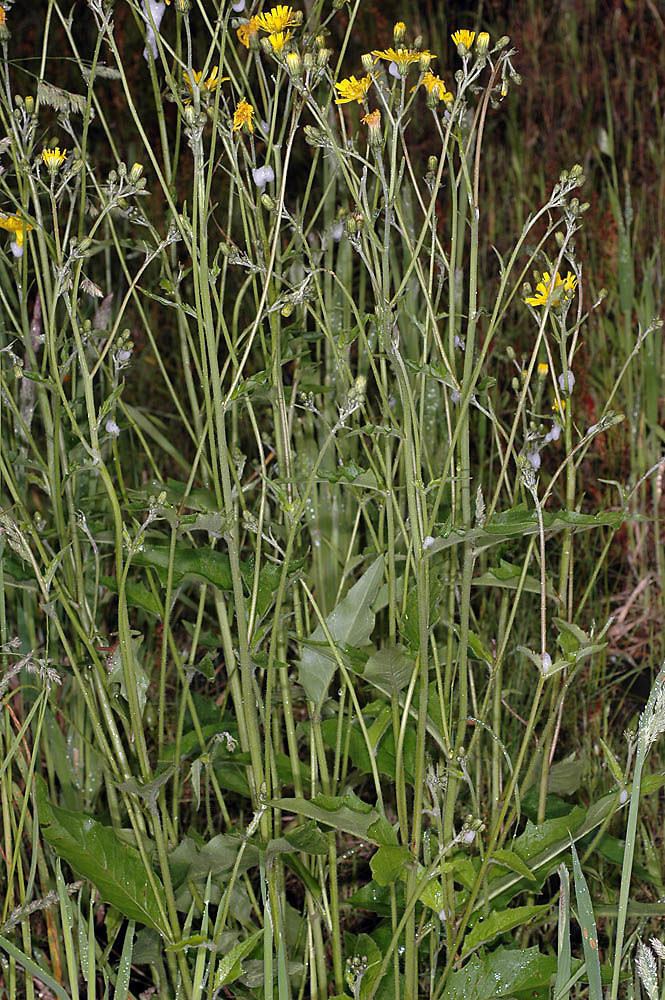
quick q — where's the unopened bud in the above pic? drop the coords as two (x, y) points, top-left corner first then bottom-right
(476, 31), (490, 54)
(286, 51), (302, 76)
(316, 48), (331, 68)
(393, 21), (406, 44)
(281, 302), (294, 317)
(418, 51), (432, 72)
(496, 35), (510, 49)
(261, 193), (275, 211)
(361, 52), (374, 73)
(25, 96), (34, 115)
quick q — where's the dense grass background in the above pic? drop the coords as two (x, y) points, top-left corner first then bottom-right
(0, 1), (664, 998)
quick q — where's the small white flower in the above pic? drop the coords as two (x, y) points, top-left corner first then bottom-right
(545, 422), (562, 444)
(10, 241), (23, 258)
(388, 61), (400, 78)
(527, 451), (541, 470)
(619, 788), (628, 804)
(559, 370), (575, 394)
(252, 164), (275, 190)
(105, 419), (120, 437)
(450, 389), (461, 404)
(142, 0), (167, 61)
(331, 221), (344, 242)
(463, 829), (476, 844)
(117, 349), (132, 363)
(541, 652), (552, 674)
(232, 0), (246, 9)
(423, 535), (435, 550)
(454, 335), (465, 350)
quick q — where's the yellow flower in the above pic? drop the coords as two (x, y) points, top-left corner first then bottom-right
(237, 15), (260, 47)
(334, 74), (371, 105)
(256, 4), (299, 33)
(537, 362), (549, 377)
(233, 98), (255, 134)
(524, 271), (577, 307)
(268, 30), (292, 52)
(372, 46), (433, 74)
(185, 65), (226, 94)
(552, 398), (567, 414)
(420, 71), (453, 103)
(0, 6), (6, 27)
(0, 213), (33, 255)
(452, 29), (476, 52)
(41, 147), (66, 171)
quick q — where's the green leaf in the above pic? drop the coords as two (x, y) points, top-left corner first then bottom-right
(299, 556), (384, 703)
(36, 779), (169, 935)
(363, 646), (415, 694)
(370, 846), (413, 886)
(273, 793), (397, 845)
(426, 505), (624, 557)
(570, 842), (603, 1000)
(214, 928), (263, 989)
(490, 849), (536, 882)
(443, 947), (558, 1000)
(462, 904), (550, 956)
(554, 864), (571, 1000)
(133, 542), (235, 591)
(101, 576), (162, 617)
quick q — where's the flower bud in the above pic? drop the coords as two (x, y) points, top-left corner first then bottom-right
(286, 51), (302, 76)
(361, 52), (374, 73)
(393, 21), (406, 44)
(418, 51), (432, 72)
(496, 35), (510, 49)
(25, 95), (34, 115)
(317, 47), (332, 68)
(261, 193), (275, 211)
(476, 31), (490, 54)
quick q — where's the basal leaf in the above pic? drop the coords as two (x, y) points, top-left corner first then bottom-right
(36, 779), (169, 935)
(462, 904), (550, 956)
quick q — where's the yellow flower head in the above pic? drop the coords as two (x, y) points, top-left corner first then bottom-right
(372, 46), (428, 74)
(42, 147), (67, 171)
(237, 15), (260, 47)
(524, 271), (578, 308)
(184, 65), (226, 97)
(256, 4), (299, 33)
(334, 74), (371, 105)
(452, 29), (476, 52)
(0, 212), (33, 255)
(537, 362), (549, 377)
(0, 213), (33, 235)
(0, 6), (6, 27)
(233, 97), (255, 134)
(268, 30), (292, 52)
(420, 71), (453, 103)
(552, 398), (567, 415)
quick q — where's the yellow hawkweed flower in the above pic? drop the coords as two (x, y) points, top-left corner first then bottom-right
(268, 30), (292, 52)
(334, 74), (371, 105)
(237, 15), (260, 47)
(0, 213), (33, 256)
(524, 271), (577, 307)
(42, 147), (66, 171)
(185, 65), (226, 94)
(537, 362), (549, 377)
(372, 46), (431, 74)
(452, 29), (476, 52)
(256, 5), (299, 33)
(420, 71), (453, 103)
(233, 97), (255, 134)
(552, 398), (567, 415)
(0, 6), (6, 26)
